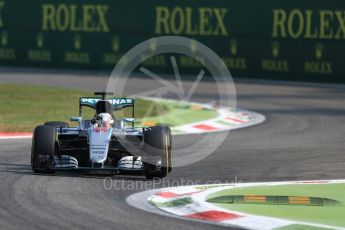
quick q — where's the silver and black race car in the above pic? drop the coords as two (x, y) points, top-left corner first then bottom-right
(31, 92), (172, 179)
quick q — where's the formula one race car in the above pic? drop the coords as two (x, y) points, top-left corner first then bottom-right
(31, 92), (172, 179)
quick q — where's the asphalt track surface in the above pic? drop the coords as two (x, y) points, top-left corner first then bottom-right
(0, 71), (345, 230)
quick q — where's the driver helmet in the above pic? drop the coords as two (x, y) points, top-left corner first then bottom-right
(95, 113), (114, 128)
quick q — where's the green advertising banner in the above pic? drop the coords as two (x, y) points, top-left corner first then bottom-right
(0, 0), (345, 82)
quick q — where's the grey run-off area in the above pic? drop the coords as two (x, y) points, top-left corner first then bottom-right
(0, 70), (344, 230)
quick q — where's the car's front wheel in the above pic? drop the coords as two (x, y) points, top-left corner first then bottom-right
(142, 126), (172, 179)
(31, 125), (56, 174)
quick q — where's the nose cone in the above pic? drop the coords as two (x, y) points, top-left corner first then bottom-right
(88, 127), (113, 165)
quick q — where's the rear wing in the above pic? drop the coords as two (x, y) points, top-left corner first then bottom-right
(79, 97), (134, 109)
(79, 97), (135, 117)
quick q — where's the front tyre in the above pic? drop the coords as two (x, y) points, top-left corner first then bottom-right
(143, 126), (172, 179)
(31, 125), (56, 174)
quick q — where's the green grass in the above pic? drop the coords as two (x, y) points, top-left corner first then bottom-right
(206, 183), (345, 228)
(275, 224), (333, 230)
(138, 101), (218, 126)
(0, 84), (169, 132)
(0, 84), (219, 132)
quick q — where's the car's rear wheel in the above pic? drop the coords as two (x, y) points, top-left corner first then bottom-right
(44, 121), (69, 128)
(31, 125), (56, 174)
(143, 126), (172, 179)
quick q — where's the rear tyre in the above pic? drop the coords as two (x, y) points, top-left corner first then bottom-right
(31, 125), (56, 174)
(44, 121), (69, 128)
(143, 126), (172, 179)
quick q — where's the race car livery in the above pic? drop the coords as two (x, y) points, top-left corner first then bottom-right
(31, 92), (172, 179)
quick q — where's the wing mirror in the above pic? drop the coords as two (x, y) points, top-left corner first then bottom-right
(123, 118), (135, 123)
(70, 116), (82, 122)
